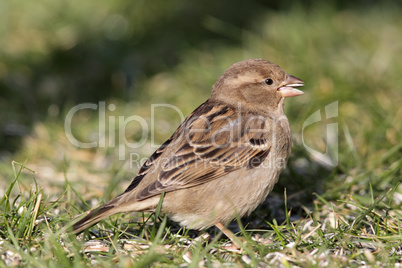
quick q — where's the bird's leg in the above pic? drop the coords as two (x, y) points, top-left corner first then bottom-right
(215, 222), (243, 251)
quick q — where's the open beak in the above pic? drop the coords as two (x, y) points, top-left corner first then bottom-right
(277, 74), (304, 97)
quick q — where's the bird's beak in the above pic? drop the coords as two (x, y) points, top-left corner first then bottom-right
(277, 74), (304, 97)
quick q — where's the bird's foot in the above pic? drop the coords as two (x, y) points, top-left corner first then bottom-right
(215, 222), (247, 252)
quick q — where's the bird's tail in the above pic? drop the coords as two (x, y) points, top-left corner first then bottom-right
(71, 202), (121, 234)
(70, 193), (159, 234)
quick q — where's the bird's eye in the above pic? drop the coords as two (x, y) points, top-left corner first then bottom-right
(264, 78), (274, 85)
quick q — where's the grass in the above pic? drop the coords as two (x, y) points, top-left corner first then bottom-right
(1, 2), (402, 267)
(0, 165), (400, 266)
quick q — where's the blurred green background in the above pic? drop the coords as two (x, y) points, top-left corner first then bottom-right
(0, 0), (401, 204)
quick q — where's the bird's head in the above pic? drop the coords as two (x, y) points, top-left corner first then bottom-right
(211, 59), (304, 112)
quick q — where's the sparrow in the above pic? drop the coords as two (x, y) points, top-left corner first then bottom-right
(71, 59), (304, 246)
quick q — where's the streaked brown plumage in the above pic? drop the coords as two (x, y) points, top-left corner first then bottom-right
(71, 59), (304, 243)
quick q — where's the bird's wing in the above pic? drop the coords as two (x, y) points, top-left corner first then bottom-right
(125, 101), (277, 200)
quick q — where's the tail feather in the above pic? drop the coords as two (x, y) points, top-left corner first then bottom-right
(72, 204), (119, 234)
(70, 192), (158, 234)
